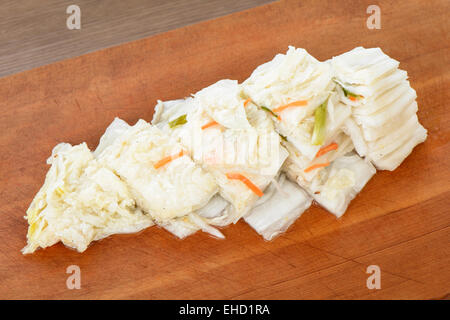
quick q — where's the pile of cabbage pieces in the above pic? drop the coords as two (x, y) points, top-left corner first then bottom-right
(23, 47), (427, 254)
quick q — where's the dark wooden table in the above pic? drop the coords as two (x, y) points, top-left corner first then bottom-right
(0, 0), (273, 77)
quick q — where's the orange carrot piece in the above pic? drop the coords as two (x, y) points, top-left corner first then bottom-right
(273, 100), (308, 113)
(154, 150), (185, 169)
(315, 142), (338, 158)
(304, 162), (330, 173)
(348, 95), (364, 101)
(226, 173), (264, 197)
(201, 120), (219, 130)
(243, 98), (252, 107)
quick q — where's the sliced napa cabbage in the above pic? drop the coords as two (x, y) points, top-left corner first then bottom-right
(94, 118), (224, 239)
(161, 218), (199, 239)
(242, 46), (334, 118)
(152, 86), (289, 224)
(195, 194), (229, 219)
(370, 124), (427, 171)
(353, 85), (416, 128)
(242, 46), (336, 158)
(303, 154), (376, 217)
(366, 114), (421, 161)
(205, 137), (288, 225)
(359, 101), (418, 142)
(96, 119), (218, 222)
(282, 132), (355, 183)
(23, 142), (154, 254)
(331, 47), (399, 86)
(193, 194), (235, 228)
(94, 117), (130, 157)
(333, 47), (427, 172)
(244, 174), (312, 240)
(351, 80), (412, 116)
(152, 98), (193, 129)
(342, 117), (368, 157)
(194, 80), (250, 130)
(274, 94), (351, 162)
(161, 213), (224, 239)
(242, 49), (351, 173)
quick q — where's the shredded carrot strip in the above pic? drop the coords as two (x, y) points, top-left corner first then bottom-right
(243, 98), (252, 107)
(226, 173), (264, 197)
(201, 120), (219, 130)
(315, 142), (338, 158)
(273, 100), (308, 113)
(348, 95), (364, 101)
(154, 150), (185, 169)
(304, 162), (330, 173)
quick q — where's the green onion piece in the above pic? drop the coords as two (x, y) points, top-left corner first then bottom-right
(311, 99), (328, 146)
(168, 114), (187, 128)
(260, 106), (279, 119)
(342, 87), (361, 99)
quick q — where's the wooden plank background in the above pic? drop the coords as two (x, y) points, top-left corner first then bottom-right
(0, 0), (273, 77)
(0, 0), (449, 299)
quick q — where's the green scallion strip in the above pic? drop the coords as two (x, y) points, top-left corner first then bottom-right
(311, 99), (328, 145)
(342, 87), (361, 99)
(260, 106), (279, 119)
(168, 114), (187, 128)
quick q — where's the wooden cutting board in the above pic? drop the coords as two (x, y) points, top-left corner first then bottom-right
(0, 0), (449, 299)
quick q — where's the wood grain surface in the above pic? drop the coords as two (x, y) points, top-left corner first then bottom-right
(0, 0), (273, 77)
(0, 0), (449, 299)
